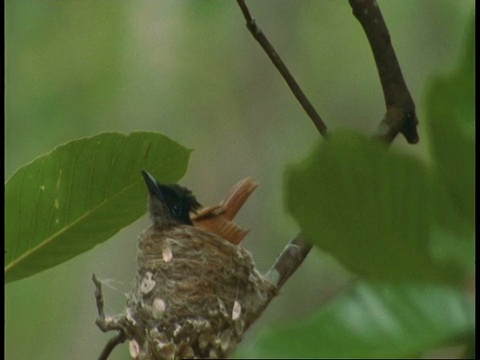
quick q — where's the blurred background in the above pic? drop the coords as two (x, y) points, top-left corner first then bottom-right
(5, 1), (474, 359)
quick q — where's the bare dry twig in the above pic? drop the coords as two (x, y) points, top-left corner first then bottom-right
(237, 0), (328, 138)
(98, 332), (128, 360)
(349, 0), (419, 144)
(93, 274), (128, 360)
(266, 233), (313, 289)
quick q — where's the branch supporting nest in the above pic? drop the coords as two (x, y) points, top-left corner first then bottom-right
(266, 233), (313, 289)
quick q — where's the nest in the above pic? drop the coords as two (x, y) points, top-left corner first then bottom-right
(126, 224), (276, 359)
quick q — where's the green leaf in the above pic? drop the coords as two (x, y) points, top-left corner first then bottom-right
(430, 227), (475, 274)
(5, 132), (191, 283)
(242, 282), (473, 358)
(285, 131), (457, 283)
(425, 16), (475, 229)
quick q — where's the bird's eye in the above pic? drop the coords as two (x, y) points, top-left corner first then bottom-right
(170, 203), (182, 218)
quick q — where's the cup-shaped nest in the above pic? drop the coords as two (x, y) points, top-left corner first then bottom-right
(126, 224), (276, 359)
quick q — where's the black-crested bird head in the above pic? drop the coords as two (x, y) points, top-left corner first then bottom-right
(141, 170), (201, 227)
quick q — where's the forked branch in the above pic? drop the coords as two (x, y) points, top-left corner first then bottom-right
(236, 0), (420, 329)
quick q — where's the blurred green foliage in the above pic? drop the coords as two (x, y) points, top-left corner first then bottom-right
(265, 11), (474, 357)
(243, 282), (473, 358)
(285, 131), (463, 284)
(425, 16), (475, 229)
(5, 1), (474, 359)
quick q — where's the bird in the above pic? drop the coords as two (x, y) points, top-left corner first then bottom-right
(142, 169), (258, 244)
(127, 170), (275, 359)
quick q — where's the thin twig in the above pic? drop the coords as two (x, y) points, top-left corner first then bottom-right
(93, 274), (128, 360)
(240, 234), (313, 332)
(349, 0), (419, 144)
(266, 233), (313, 288)
(237, 0), (328, 138)
(93, 273), (106, 320)
(98, 332), (128, 360)
(243, 237), (359, 333)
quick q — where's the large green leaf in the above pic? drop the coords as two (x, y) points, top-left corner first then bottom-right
(5, 132), (191, 283)
(425, 16), (475, 229)
(285, 131), (459, 283)
(242, 282), (473, 358)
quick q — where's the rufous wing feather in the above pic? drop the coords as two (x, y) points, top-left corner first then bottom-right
(191, 178), (258, 245)
(219, 177), (259, 221)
